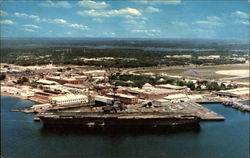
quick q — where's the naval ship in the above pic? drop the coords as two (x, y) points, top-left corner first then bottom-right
(37, 100), (201, 128)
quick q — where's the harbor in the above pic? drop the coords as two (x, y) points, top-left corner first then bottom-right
(2, 95), (249, 158)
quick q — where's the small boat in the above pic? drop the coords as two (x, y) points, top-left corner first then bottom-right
(33, 117), (41, 122)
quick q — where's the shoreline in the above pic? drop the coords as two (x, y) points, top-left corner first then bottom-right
(1, 92), (40, 104)
(1, 92), (28, 100)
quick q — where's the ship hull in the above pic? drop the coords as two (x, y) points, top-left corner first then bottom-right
(38, 112), (200, 128)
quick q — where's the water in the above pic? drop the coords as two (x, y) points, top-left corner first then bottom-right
(1, 96), (249, 158)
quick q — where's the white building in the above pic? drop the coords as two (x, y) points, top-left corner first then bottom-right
(51, 94), (88, 106)
(36, 79), (59, 85)
(198, 55), (220, 60)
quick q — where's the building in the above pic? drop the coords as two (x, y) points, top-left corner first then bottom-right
(155, 84), (187, 91)
(34, 91), (59, 102)
(82, 70), (106, 76)
(165, 55), (192, 59)
(63, 84), (88, 94)
(136, 83), (185, 100)
(198, 55), (220, 60)
(46, 76), (85, 85)
(95, 95), (114, 106)
(215, 88), (249, 99)
(116, 94), (138, 104)
(42, 85), (70, 94)
(36, 79), (59, 85)
(51, 94), (88, 106)
(107, 93), (138, 104)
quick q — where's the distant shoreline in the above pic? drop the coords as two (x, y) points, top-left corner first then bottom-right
(1, 92), (39, 104)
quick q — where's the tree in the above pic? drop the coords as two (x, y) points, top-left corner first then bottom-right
(187, 81), (195, 90)
(16, 77), (29, 84)
(220, 83), (226, 90)
(207, 82), (220, 91)
(0, 74), (6, 80)
(22, 77), (29, 83)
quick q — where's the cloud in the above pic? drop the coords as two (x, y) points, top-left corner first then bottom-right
(193, 28), (215, 38)
(132, 0), (181, 5)
(124, 19), (146, 28)
(207, 16), (221, 21)
(78, 0), (110, 9)
(103, 32), (116, 37)
(65, 32), (72, 35)
(13, 12), (40, 21)
(53, 18), (67, 24)
(0, 10), (8, 16)
(194, 16), (223, 27)
(132, 29), (160, 33)
(77, 8), (142, 18)
(12, 11), (89, 31)
(23, 24), (40, 29)
(67, 23), (89, 30)
(232, 11), (249, 19)
(145, 6), (160, 13)
(195, 20), (223, 26)
(93, 18), (103, 22)
(40, 0), (72, 8)
(23, 28), (35, 32)
(52, 18), (89, 30)
(171, 21), (188, 27)
(231, 11), (249, 25)
(0, 20), (15, 24)
(124, 19), (146, 25)
(21, 24), (40, 33)
(235, 20), (249, 25)
(131, 29), (160, 36)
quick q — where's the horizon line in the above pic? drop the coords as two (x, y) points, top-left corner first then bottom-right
(0, 37), (248, 41)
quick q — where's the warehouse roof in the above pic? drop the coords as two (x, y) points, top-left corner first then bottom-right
(51, 94), (87, 101)
(156, 84), (186, 90)
(164, 94), (189, 100)
(36, 79), (58, 85)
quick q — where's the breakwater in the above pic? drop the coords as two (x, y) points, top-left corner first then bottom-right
(222, 101), (250, 112)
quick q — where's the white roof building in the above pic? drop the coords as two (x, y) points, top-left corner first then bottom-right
(36, 79), (59, 85)
(51, 94), (88, 106)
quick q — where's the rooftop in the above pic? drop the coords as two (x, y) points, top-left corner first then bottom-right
(164, 94), (189, 100)
(156, 84), (186, 89)
(52, 94), (88, 101)
(36, 79), (59, 85)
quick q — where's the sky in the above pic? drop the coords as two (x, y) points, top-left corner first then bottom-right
(0, 0), (249, 39)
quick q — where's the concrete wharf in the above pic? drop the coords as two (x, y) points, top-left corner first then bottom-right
(177, 102), (224, 121)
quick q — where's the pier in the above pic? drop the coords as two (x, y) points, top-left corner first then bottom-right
(196, 97), (250, 113)
(179, 102), (224, 121)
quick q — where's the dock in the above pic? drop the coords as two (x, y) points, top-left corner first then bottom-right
(195, 97), (223, 104)
(178, 102), (224, 121)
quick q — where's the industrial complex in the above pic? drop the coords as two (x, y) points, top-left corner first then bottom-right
(1, 63), (249, 127)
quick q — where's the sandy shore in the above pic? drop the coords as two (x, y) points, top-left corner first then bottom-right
(1, 92), (41, 104)
(1, 92), (27, 100)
